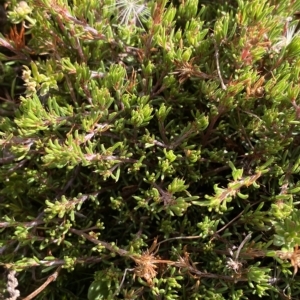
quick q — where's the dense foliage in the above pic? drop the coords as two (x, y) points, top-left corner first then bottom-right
(1, 0), (300, 299)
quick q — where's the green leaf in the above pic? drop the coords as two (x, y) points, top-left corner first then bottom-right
(88, 281), (110, 300)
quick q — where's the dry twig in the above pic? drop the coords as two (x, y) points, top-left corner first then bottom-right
(212, 35), (227, 90)
(23, 266), (61, 300)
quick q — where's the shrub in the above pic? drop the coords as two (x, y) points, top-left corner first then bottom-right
(1, 0), (300, 299)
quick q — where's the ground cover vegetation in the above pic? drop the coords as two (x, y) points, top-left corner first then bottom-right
(1, 0), (300, 299)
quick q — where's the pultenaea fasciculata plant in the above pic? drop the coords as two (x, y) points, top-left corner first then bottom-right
(1, 0), (300, 299)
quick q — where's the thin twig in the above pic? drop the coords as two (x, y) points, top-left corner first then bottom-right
(114, 268), (134, 297)
(23, 266), (61, 300)
(215, 200), (260, 234)
(0, 219), (44, 229)
(234, 232), (252, 261)
(69, 228), (129, 256)
(157, 235), (202, 248)
(212, 35), (227, 90)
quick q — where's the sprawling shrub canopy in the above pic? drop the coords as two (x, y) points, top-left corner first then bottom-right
(1, 0), (300, 299)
